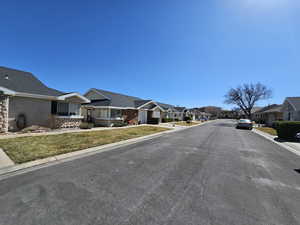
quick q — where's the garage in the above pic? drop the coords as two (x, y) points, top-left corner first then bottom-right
(138, 110), (148, 124)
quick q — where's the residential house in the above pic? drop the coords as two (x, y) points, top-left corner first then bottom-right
(239, 107), (262, 120)
(82, 88), (165, 126)
(0, 66), (90, 132)
(173, 107), (188, 121)
(253, 104), (283, 126)
(198, 106), (222, 119)
(157, 103), (177, 120)
(282, 97), (300, 121)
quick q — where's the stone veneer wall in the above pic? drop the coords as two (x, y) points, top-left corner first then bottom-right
(0, 95), (9, 133)
(123, 109), (138, 125)
(51, 117), (82, 129)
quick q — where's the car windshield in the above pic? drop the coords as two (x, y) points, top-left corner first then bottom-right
(239, 119), (251, 123)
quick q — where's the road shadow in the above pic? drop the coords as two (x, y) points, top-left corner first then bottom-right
(213, 123), (235, 128)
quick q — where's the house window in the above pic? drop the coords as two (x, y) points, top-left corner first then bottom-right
(111, 109), (122, 119)
(97, 109), (109, 118)
(69, 103), (80, 116)
(152, 110), (160, 118)
(51, 101), (81, 116)
(288, 112), (293, 121)
(57, 102), (69, 116)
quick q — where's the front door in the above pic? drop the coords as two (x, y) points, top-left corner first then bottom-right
(138, 110), (147, 124)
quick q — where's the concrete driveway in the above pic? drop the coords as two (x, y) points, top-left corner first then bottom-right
(0, 120), (299, 225)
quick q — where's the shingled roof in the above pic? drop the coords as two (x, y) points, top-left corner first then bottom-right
(257, 104), (282, 114)
(286, 97), (300, 111)
(157, 102), (176, 110)
(0, 66), (64, 96)
(84, 88), (154, 108)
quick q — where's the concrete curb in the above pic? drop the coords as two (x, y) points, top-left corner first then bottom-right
(0, 121), (213, 179)
(252, 129), (300, 157)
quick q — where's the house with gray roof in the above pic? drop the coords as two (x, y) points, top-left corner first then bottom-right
(0, 66), (90, 132)
(156, 103), (179, 121)
(82, 88), (165, 126)
(253, 104), (283, 126)
(282, 97), (300, 121)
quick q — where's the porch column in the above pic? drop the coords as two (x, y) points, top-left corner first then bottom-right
(0, 95), (9, 133)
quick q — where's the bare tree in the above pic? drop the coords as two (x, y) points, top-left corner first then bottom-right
(224, 83), (272, 119)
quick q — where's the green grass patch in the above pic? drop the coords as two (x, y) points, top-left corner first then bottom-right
(0, 126), (170, 164)
(255, 127), (277, 136)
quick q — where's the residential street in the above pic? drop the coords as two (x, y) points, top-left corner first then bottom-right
(0, 120), (299, 225)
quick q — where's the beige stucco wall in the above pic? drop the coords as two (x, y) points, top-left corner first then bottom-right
(8, 96), (52, 131)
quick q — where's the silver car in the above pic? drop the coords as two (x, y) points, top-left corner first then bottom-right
(236, 119), (253, 130)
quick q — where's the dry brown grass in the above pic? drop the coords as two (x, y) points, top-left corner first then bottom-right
(255, 127), (277, 136)
(0, 126), (170, 163)
(173, 121), (200, 126)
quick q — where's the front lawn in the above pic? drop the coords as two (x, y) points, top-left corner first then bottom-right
(0, 126), (170, 164)
(173, 121), (200, 126)
(255, 127), (277, 136)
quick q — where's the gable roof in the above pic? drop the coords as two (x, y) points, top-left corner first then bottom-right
(285, 97), (300, 111)
(157, 102), (175, 110)
(174, 107), (186, 112)
(256, 104), (282, 114)
(85, 88), (149, 108)
(135, 100), (153, 108)
(0, 66), (64, 96)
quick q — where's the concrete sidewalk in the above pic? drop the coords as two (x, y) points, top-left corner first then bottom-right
(253, 129), (300, 156)
(0, 122), (192, 140)
(0, 148), (14, 168)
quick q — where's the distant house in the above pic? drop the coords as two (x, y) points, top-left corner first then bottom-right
(253, 104), (283, 126)
(82, 88), (165, 126)
(198, 106), (222, 119)
(173, 107), (188, 120)
(0, 67), (90, 132)
(239, 107), (262, 119)
(157, 103), (178, 120)
(282, 97), (300, 121)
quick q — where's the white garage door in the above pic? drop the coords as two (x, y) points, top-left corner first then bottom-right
(138, 110), (147, 124)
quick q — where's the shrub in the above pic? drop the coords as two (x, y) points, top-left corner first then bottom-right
(80, 122), (94, 129)
(162, 118), (173, 123)
(274, 121), (300, 141)
(184, 116), (192, 122)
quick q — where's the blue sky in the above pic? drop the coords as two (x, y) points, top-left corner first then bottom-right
(1, 0), (299, 109)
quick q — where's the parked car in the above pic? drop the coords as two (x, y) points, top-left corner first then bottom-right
(296, 133), (300, 142)
(236, 119), (253, 130)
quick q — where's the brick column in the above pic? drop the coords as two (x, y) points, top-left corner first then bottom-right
(0, 95), (9, 133)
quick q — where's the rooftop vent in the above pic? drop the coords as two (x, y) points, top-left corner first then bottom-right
(4, 75), (9, 80)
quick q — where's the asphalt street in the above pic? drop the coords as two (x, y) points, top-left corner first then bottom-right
(0, 120), (299, 225)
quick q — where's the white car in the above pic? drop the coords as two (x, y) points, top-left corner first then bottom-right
(236, 119), (253, 130)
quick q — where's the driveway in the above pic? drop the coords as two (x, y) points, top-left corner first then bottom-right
(0, 120), (299, 225)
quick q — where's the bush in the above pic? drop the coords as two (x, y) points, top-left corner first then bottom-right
(274, 121), (300, 141)
(184, 116), (192, 122)
(80, 122), (94, 129)
(162, 118), (173, 123)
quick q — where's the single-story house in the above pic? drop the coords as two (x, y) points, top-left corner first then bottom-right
(157, 103), (178, 120)
(282, 97), (300, 121)
(253, 104), (283, 126)
(82, 88), (165, 126)
(0, 66), (90, 132)
(189, 108), (212, 121)
(173, 107), (189, 120)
